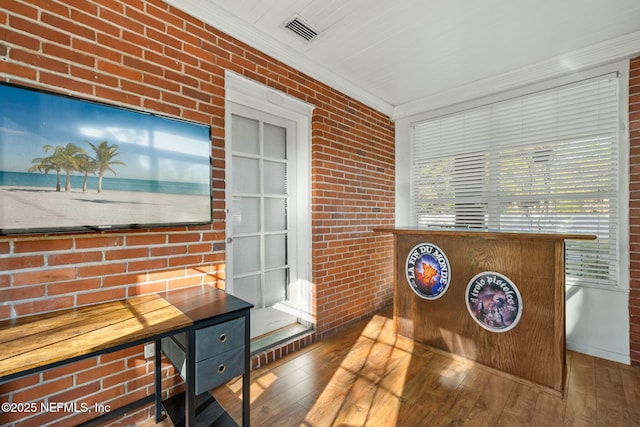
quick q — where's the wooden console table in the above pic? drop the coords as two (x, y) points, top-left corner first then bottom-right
(0, 286), (252, 426)
(375, 227), (595, 395)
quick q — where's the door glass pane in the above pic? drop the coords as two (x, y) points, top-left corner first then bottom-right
(228, 109), (299, 336)
(265, 234), (287, 268)
(264, 123), (286, 159)
(232, 114), (259, 155)
(233, 236), (260, 275)
(265, 269), (287, 306)
(232, 156), (259, 193)
(234, 274), (261, 307)
(231, 197), (260, 233)
(264, 161), (286, 194)
(265, 198), (286, 231)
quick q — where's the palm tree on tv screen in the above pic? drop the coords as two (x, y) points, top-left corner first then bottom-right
(59, 143), (86, 192)
(28, 146), (62, 191)
(75, 153), (97, 193)
(89, 140), (126, 193)
(28, 143), (86, 192)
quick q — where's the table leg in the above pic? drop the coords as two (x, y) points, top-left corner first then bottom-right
(154, 340), (162, 422)
(242, 311), (250, 427)
(185, 328), (196, 426)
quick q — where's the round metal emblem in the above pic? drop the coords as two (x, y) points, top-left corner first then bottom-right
(465, 272), (523, 332)
(405, 243), (451, 300)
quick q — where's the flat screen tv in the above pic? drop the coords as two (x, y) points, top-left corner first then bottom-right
(0, 82), (212, 235)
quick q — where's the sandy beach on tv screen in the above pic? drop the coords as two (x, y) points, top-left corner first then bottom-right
(0, 186), (211, 232)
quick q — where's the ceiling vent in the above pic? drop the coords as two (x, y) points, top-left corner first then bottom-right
(284, 16), (319, 42)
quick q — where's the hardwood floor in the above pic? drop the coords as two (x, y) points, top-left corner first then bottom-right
(155, 307), (640, 426)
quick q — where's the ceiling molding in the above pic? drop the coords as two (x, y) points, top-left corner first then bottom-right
(392, 30), (640, 120)
(165, 0), (395, 117)
(167, 1), (640, 122)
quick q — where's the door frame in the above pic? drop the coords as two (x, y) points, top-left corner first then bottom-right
(224, 70), (315, 329)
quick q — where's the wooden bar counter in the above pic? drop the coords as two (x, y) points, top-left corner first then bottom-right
(375, 227), (595, 395)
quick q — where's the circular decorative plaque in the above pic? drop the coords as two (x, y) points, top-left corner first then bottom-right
(405, 243), (451, 300)
(465, 272), (523, 333)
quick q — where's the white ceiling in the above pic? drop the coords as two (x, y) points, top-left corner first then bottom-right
(166, 0), (640, 119)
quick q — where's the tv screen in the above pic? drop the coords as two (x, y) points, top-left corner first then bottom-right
(0, 82), (212, 235)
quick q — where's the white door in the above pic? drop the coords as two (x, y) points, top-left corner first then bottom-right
(226, 103), (299, 339)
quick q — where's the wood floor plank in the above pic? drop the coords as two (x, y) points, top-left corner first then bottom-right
(595, 359), (633, 426)
(464, 374), (517, 426)
(620, 362), (640, 425)
(501, 383), (539, 426)
(564, 390), (597, 426)
(567, 350), (596, 395)
(252, 401), (309, 427)
(152, 309), (640, 427)
(431, 368), (490, 426)
(362, 381), (404, 426)
(297, 373), (353, 427)
(529, 391), (566, 427)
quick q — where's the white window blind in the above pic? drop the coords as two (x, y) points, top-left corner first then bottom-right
(411, 74), (619, 287)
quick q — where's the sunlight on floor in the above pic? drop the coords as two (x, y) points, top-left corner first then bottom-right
(301, 314), (415, 426)
(249, 371), (279, 403)
(210, 311), (480, 426)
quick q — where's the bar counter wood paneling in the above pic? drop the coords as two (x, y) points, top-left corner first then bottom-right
(374, 227), (596, 395)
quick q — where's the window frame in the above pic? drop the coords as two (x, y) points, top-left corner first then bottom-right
(396, 61), (630, 292)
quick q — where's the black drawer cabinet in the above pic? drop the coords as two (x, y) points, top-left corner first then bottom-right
(155, 287), (252, 427)
(181, 317), (245, 361)
(161, 318), (246, 395)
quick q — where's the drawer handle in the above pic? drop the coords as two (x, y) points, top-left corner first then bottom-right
(217, 364), (226, 374)
(218, 333), (228, 343)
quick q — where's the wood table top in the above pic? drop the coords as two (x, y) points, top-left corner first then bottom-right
(0, 294), (192, 379)
(160, 286), (253, 324)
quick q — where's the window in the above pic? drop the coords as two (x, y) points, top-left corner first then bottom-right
(411, 74), (620, 287)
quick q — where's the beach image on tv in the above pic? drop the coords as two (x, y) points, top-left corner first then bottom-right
(0, 83), (212, 234)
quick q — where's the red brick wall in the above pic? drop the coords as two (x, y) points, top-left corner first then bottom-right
(630, 56), (640, 366)
(0, 1), (395, 425)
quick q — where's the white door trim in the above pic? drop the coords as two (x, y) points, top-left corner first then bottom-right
(225, 71), (315, 328)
